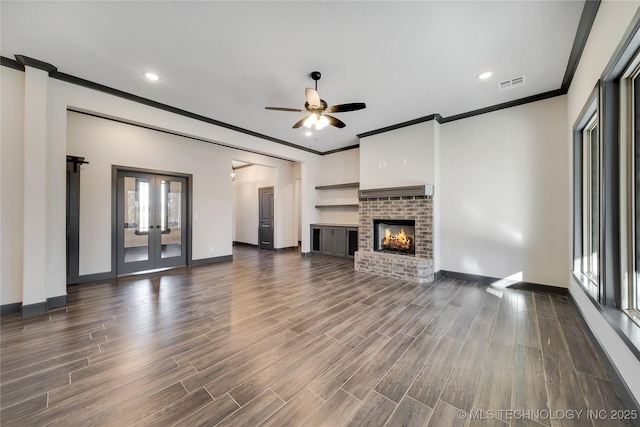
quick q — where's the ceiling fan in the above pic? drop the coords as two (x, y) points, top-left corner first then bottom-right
(265, 71), (366, 130)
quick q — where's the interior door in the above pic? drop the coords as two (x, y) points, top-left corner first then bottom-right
(117, 171), (187, 275)
(155, 175), (187, 269)
(258, 187), (274, 250)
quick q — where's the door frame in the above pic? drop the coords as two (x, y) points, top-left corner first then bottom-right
(111, 165), (193, 276)
(66, 158), (82, 284)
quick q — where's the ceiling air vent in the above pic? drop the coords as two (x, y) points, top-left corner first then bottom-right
(498, 75), (526, 92)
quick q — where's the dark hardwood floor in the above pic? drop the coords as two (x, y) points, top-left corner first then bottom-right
(0, 247), (635, 426)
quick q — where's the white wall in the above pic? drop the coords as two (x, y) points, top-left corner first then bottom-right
(360, 121), (437, 189)
(294, 162), (302, 242)
(316, 148), (360, 225)
(0, 67), (25, 305)
(357, 101), (567, 286)
(275, 159), (297, 248)
(68, 112), (300, 274)
(566, 0), (640, 404)
(440, 96), (569, 287)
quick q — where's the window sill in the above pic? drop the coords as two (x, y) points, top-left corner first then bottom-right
(572, 271), (640, 361)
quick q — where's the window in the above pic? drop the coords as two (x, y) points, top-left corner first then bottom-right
(573, 84), (601, 302)
(572, 9), (640, 359)
(634, 65), (640, 313)
(623, 52), (640, 320)
(583, 114), (599, 287)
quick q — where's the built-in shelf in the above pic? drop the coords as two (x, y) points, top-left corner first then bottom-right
(315, 203), (359, 208)
(315, 182), (360, 190)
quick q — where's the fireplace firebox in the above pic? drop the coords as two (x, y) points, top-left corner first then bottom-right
(373, 219), (416, 255)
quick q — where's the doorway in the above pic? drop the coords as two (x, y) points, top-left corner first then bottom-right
(258, 186), (274, 250)
(116, 170), (188, 275)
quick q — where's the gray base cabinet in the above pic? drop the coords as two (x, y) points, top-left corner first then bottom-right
(311, 224), (358, 259)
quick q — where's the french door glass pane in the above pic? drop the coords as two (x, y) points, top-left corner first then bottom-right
(124, 176), (150, 263)
(160, 179), (183, 259)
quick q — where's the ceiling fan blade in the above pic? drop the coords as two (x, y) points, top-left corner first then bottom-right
(305, 88), (321, 109)
(265, 107), (304, 112)
(326, 102), (366, 113)
(292, 116), (308, 129)
(324, 114), (346, 128)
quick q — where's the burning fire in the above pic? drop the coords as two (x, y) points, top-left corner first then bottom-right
(382, 227), (412, 251)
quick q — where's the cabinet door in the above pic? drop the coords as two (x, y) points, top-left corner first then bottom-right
(332, 227), (347, 257)
(321, 227), (335, 255)
(311, 227), (322, 253)
(347, 228), (358, 258)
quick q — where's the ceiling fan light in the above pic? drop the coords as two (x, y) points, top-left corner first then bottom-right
(316, 115), (329, 130)
(304, 114), (317, 128)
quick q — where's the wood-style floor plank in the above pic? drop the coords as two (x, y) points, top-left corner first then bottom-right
(173, 393), (240, 427)
(342, 332), (414, 400)
(512, 344), (549, 427)
(215, 389), (284, 427)
(384, 395), (434, 427)
(375, 332), (439, 403)
(0, 247), (633, 427)
(407, 335), (463, 408)
(260, 389), (324, 427)
(301, 388), (360, 427)
(543, 354), (591, 427)
(344, 390), (397, 426)
(439, 337), (489, 412)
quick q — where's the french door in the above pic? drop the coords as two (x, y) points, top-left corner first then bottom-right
(116, 171), (187, 275)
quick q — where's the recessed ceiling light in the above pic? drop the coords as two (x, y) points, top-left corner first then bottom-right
(478, 71), (493, 80)
(144, 72), (159, 81)
(305, 131), (312, 137)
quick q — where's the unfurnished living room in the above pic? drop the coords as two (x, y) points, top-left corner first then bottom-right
(1, 1), (640, 426)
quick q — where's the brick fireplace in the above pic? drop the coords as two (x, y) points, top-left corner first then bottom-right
(355, 186), (434, 283)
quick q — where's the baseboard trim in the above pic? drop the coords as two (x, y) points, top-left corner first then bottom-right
(568, 293), (640, 416)
(190, 255), (233, 266)
(437, 270), (568, 295)
(300, 252), (312, 258)
(21, 302), (48, 317)
(233, 241), (258, 248)
(1, 302), (22, 317)
(275, 246), (298, 253)
(3, 294), (69, 318)
(47, 295), (68, 310)
(68, 271), (115, 285)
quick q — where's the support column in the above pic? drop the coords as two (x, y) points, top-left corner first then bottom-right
(20, 58), (53, 316)
(433, 119), (441, 274)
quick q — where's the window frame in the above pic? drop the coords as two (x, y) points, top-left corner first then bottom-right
(621, 52), (640, 322)
(583, 113), (600, 286)
(573, 83), (602, 302)
(572, 7), (640, 360)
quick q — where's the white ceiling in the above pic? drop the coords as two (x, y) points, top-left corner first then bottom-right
(1, 1), (585, 154)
